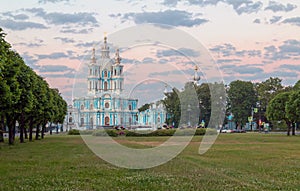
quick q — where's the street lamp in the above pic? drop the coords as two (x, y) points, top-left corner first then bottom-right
(187, 104), (191, 127)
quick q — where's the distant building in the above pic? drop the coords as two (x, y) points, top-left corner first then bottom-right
(138, 101), (167, 129)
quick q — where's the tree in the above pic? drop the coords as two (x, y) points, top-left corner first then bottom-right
(266, 92), (293, 136)
(255, 77), (284, 115)
(286, 90), (300, 136)
(228, 80), (257, 129)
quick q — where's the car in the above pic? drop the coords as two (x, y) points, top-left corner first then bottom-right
(221, 129), (233, 133)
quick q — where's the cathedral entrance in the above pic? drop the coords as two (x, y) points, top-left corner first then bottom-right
(105, 116), (110, 126)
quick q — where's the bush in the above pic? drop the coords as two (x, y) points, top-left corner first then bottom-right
(92, 129), (118, 137)
(67, 129), (80, 135)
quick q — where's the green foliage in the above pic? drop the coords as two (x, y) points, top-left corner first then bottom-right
(255, 77), (284, 111)
(92, 129), (119, 137)
(138, 103), (150, 112)
(266, 91), (291, 123)
(67, 129), (80, 135)
(228, 80), (257, 127)
(286, 90), (300, 123)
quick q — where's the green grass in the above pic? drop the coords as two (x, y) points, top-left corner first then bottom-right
(0, 133), (299, 190)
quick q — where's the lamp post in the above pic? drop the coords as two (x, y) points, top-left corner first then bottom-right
(187, 104), (191, 127)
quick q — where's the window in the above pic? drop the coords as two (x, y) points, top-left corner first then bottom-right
(105, 102), (109, 108)
(69, 117), (72, 123)
(90, 104), (94, 110)
(104, 71), (107, 77)
(89, 81), (91, 91)
(128, 105), (132, 110)
(80, 118), (84, 126)
(157, 117), (160, 123)
(104, 81), (108, 91)
(114, 82), (116, 90)
(105, 116), (110, 126)
(89, 69), (92, 75)
(114, 69), (117, 75)
(80, 105), (84, 110)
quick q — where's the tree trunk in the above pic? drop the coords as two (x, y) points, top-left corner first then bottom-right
(19, 125), (24, 143)
(29, 119), (34, 141)
(286, 121), (291, 136)
(35, 124), (40, 140)
(292, 123), (296, 136)
(0, 115), (4, 143)
(7, 116), (15, 145)
(19, 113), (25, 143)
(41, 123), (46, 139)
(24, 127), (28, 139)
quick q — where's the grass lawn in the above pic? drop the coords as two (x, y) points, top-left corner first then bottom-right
(0, 133), (299, 191)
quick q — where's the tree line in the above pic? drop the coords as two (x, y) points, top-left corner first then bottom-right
(162, 77), (300, 136)
(0, 28), (67, 144)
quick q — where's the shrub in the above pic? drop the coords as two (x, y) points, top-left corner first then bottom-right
(92, 129), (118, 137)
(67, 129), (80, 135)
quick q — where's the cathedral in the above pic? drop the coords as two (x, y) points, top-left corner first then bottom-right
(71, 36), (139, 129)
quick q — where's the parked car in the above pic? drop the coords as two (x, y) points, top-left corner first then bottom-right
(221, 129), (233, 133)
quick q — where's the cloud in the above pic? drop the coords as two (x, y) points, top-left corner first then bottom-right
(162, 0), (180, 7)
(264, 40), (300, 60)
(264, 1), (297, 13)
(210, 43), (261, 58)
(269, 16), (282, 24)
(21, 52), (39, 69)
(54, 37), (75, 43)
(60, 28), (94, 34)
(0, 19), (47, 30)
(38, 64), (75, 73)
(36, 52), (69, 60)
(157, 48), (200, 58)
(1, 12), (29, 20)
(42, 12), (98, 26)
(282, 17), (300, 27)
(279, 64), (300, 71)
(38, 0), (70, 3)
(217, 58), (242, 64)
(142, 57), (156, 64)
(230, 1), (263, 15)
(24, 8), (99, 27)
(122, 10), (208, 27)
(221, 64), (263, 74)
(253, 18), (261, 24)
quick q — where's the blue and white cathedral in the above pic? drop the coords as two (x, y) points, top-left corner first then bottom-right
(72, 36), (139, 128)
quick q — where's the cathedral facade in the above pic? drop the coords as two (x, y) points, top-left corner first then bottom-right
(72, 37), (138, 129)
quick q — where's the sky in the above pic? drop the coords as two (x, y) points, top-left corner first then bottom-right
(1, 0), (300, 105)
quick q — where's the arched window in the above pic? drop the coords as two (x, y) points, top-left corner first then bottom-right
(80, 105), (84, 110)
(89, 69), (92, 75)
(105, 102), (109, 108)
(105, 116), (110, 126)
(69, 117), (72, 123)
(90, 104), (94, 110)
(104, 71), (107, 77)
(95, 69), (97, 76)
(157, 117), (161, 123)
(128, 105), (132, 110)
(129, 117), (132, 125)
(114, 69), (117, 76)
(104, 81), (108, 91)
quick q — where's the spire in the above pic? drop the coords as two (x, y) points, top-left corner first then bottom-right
(101, 34), (110, 58)
(193, 65), (201, 84)
(115, 49), (121, 65)
(91, 46), (96, 63)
